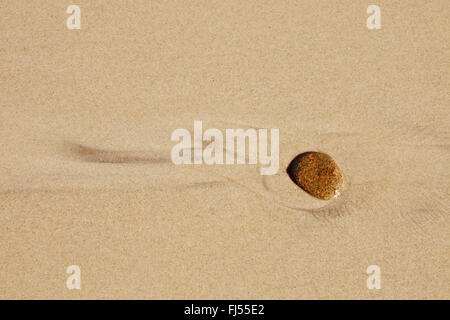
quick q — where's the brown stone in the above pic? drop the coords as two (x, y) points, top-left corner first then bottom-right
(287, 152), (343, 200)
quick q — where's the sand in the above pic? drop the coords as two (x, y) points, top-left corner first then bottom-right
(0, 1), (448, 299)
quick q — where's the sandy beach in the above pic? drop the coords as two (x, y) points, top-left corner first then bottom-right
(0, 1), (448, 299)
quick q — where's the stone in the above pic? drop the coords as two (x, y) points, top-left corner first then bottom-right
(287, 151), (343, 200)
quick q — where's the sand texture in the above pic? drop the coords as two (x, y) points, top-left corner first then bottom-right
(0, 1), (449, 299)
